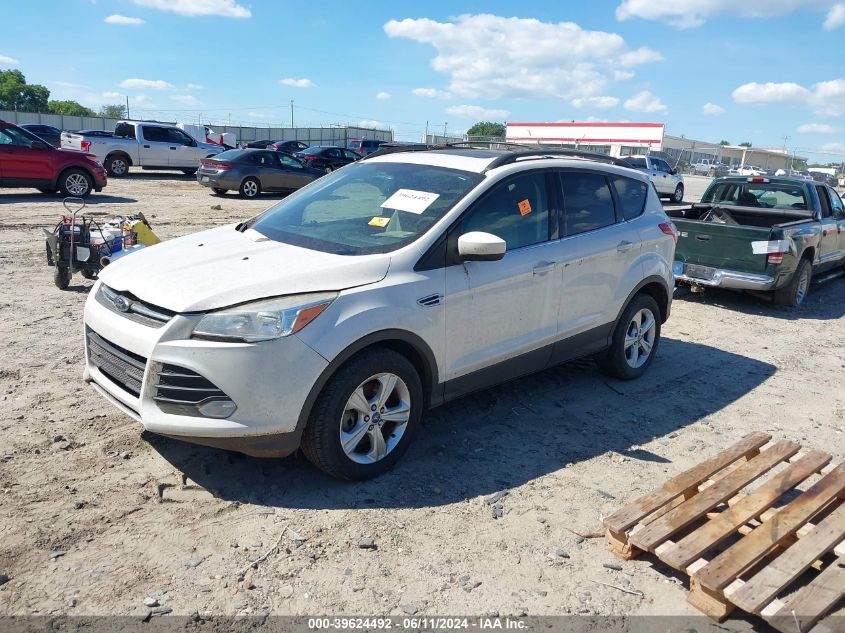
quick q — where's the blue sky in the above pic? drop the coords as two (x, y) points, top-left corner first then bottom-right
(2, 0), (845, 162)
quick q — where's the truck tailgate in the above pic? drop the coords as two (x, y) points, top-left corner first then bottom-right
(60, 132), (84, 150)
(674, 219), (773, 274)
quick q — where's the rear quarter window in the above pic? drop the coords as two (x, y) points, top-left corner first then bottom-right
(561, 172), (617, 236)
(611, 176), (648, 221)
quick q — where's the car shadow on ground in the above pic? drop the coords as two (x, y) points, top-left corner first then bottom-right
(674, 277), (845, 320)
(120, 171), (196, 181)
(147, 337), (775, 509)
(0, 193), (137, 205)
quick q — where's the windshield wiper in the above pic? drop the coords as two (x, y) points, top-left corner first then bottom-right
(236, 217), (257, 232)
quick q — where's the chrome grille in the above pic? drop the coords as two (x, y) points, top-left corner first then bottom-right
(154, 364), (230, 416)
(96, 284), (174, 328)
(86, 328), (147, 397)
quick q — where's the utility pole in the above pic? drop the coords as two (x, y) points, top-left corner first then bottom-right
(424, 120), (428, 143)
(290, 100), (294, 128)
(125, 95), (130, 119)
(444, 122), (448, 138)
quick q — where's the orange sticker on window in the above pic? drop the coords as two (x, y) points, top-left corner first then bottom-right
(368, 216), (390, 227)
(518, 199), (532, 216)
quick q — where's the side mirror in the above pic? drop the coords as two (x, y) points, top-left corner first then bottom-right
(458, 231), (506, 262)
(670, 168), (677, 175)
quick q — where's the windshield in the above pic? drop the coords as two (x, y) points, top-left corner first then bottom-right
(702, 181), (808, 210)
(251, 161), (483, 255)
(298, 146), (325, 155)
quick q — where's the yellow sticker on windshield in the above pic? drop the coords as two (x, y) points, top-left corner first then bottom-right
(368, 216), (390, 227)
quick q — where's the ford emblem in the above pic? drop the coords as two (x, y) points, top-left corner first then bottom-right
(111, 295), (131, 312)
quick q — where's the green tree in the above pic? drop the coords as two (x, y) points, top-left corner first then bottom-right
(739, 141), (752, 147)
(718, 140), (730, 145)
(0, 70), (50, 112)
(466, 121), (506, 138)
(48, 100), (95, 116)
(98, 103), (127, 118)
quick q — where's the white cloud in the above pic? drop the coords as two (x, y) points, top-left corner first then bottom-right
(820, 141), (845, 153)
(412, 87), (452, 99)
(132, 0), (250, 18)
(624, 90), (668, 113)
(571, 96), (620, 109)
(247, 111), (271, 119)
(171, 94), (201, 106)
(385, 14), (663, 101)
(101, 91), (123, 99)
(614, 70), (634, 81)
(186, 83), (204, 90)
(825, 3), (845, 28)
(616, 0), (842, 29)
(447, 104), (510, 120)
(732, 79), (845, 116)
(120, 78), (174, 90)
(105, 14), (145, 25)
(375, 91), (391, 100)
(279, 77), (314, 88)
(702, 102), (726, 115)
(0, 55), (19, 66)
(359, 119), (386, 129)
(798, 122), (841, 133)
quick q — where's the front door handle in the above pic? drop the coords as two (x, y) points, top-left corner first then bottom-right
(169, 146), (177, 150)
(532, 262), (556, 275)
(143, 144), (150, 148)
(617, 240), (634, 253)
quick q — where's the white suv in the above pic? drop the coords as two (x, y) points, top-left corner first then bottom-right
(83, 148), (676, 479)
(623, 155), (685, 202)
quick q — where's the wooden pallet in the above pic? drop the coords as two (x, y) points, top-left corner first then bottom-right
(603, 432), (845, 631)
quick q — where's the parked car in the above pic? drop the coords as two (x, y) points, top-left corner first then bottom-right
(20, 124), (63, 148)
(245, 140), (275, 149)
(196, 149), (324, 198)
(734, 165), (766, 177)
(670, 176), (845, 306)
(82, 147), (675, 479)
(623, 155), (684, 202)
(347, 138), (386, 156)
(691, 159), (729, 176)
(0, 120), (106, 197)
(295, 145), (361, 172)
(61, 120), (224, 177)
(267, 140), (309, 154)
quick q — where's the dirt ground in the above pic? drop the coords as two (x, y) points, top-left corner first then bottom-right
(0, 172), (843, 625)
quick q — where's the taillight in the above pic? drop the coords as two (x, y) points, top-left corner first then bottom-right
(302, 155), (317, 161)
(80, 140), (91, 152)
(659, 221), (679, 243)
(201, 159), (231, 169)
(767, 252), (785, 264)
(748, 177), (769, 183)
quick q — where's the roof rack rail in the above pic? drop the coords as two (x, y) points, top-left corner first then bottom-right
(362, 143), (437, 160)
(483, 149), (632, 172)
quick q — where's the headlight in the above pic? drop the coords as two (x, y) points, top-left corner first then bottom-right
(192, 292), (337, 342)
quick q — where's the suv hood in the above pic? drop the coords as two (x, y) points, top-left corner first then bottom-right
(97, 224), (390, 312)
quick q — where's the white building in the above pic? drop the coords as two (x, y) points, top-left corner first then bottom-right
(505, 121), (665, 156)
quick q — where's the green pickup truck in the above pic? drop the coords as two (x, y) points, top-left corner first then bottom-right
(668, 176), (845, 306)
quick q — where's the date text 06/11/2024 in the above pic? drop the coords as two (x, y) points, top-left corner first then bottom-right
(306, 617), (528, 630)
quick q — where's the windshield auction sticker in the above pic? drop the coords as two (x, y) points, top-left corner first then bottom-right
(380, 189), (440, 214)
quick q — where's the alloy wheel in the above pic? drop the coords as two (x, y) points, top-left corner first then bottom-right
(339, 373), (411, 464)
(243, 180), (258, 197)
(624, 308), (656, 369)
(112, 159), (127, 175)
(65, 173), (89, 196)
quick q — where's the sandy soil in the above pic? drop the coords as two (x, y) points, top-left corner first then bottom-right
(0, 172), (843, 625)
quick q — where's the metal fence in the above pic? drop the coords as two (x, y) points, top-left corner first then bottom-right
(0, 110), (393, 146)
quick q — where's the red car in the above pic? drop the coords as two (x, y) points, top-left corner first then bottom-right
(0, 120), (107, 197)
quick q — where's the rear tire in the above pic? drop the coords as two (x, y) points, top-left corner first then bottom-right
(324, 166), (333, 174)
(239, 177), (261, 199)
(773, 257), (812, 307)
(301, 348), (423, 480)
(672, 184), (684, 202)
(80, 269), (97, 280)
(105, 155), (129, 177)
(58, 169), (93, 197)
(54, 267), (70, 290)
(598, 294), (661, 380)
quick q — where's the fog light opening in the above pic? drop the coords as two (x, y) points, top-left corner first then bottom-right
(197, 399), (237, 419)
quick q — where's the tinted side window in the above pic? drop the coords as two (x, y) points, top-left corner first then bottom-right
(827, 188), (845, 217)
(462, 172), (550, 251)
(142, 126), (167, 142)
(816, 186), (832, 218)
(278, 154), (302, 168)
(612, 176), (648, 221)
(561, 172), (616, 236)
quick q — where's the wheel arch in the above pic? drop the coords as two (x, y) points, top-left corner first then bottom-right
(55, 165), (95, 189)
(617, 276), (671, 325)
(106, 150), (133, 166)
(295, 329), (439, 438)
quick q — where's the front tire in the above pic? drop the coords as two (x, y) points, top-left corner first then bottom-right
(598, 294), (661, 380)
(239, 177), (261, 199)
(54, 267), (71, 290)
(773, 257), (812, 307)
(58, 169), (93, 197)
(301, 348), (423, 480)
(105, 155), (129, 177)
(672, 184), (684, 202)
(212, 188), (227, 195)
(182, 168), (197, 175)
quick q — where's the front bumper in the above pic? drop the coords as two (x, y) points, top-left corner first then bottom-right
(82, 282), (329, 455)
(673, 261), (775, 290)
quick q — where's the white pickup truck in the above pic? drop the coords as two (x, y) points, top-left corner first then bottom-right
(61, 120), (224, 177)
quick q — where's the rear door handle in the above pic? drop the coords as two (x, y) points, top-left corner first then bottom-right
(143, 144), (150, 148)
(696, 234), (711, 241)
(616, 240), (634, 253)
(532, 262), (556, 275)
(169, 147), (177, 150)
